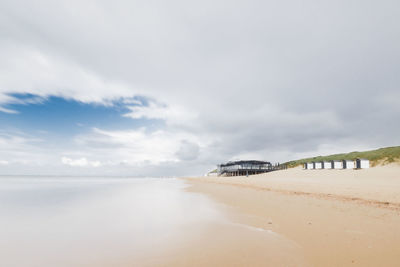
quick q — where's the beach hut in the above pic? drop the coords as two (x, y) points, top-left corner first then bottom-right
(314, 162), (322, 169)
(332, 160), (343, 169)
(307, 162), (313, 170)
(356, 158), (370, 169)
(323, 161), (332, 169)
(342, 160), (355, 169)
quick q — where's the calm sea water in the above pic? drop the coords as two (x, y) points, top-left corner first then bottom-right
(0, 177), (224, 266)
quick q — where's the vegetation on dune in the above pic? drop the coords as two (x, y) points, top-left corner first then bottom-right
(284, 146), (400, 168)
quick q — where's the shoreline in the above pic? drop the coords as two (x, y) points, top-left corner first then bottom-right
(183, 165), (400, 266)
(187, 165), (400, 209)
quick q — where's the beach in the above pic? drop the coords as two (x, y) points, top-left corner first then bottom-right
(184, 165), (400, 266)
(1, 169), (400, 267)
(0, 177), (307, 267)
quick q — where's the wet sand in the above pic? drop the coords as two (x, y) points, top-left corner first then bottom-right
(149, 222), (307, 267)
(0, 177), (307, 267)
(3, 171), (400, 266)
(184, 165), (400, 266)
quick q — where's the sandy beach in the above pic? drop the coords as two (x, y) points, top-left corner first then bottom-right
(184, 165), (400, 266)
(0, 177), (308, 267)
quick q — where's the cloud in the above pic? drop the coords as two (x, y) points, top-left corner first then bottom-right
(0, 42), (135, 108)
(61, 157), (101, 167)
(123, 100), (197, 126)
(0, 160), (9, 165)
(175, 140), (200, 161)
(0, 0), (399, 175)
(0, 106), (18, 114)
(0, 131), (57, 172)
(73, 127), (203, 165)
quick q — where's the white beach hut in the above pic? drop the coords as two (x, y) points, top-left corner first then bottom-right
(323, 161), (332, 169)
(307, 162), (314, 170)
(332, 160), (343, 169)
(314, 162), (322, 169)
(356, 158), (370, 169)
(342, 160), (355, 169)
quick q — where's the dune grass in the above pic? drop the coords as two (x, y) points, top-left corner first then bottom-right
(285, 146), (400, 168)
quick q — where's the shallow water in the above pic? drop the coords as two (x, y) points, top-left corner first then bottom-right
(0, 176), (225, 267)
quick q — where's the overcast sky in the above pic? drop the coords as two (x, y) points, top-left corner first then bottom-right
(0, 0), (399, 176)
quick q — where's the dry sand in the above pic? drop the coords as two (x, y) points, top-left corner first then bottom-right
(183, 165), (400, 266)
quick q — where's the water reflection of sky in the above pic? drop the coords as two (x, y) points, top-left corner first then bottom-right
(0, 177), (224, 267)
(0, 177), (137, 210)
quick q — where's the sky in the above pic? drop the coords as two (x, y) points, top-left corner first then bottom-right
(0, 0), (399, 176)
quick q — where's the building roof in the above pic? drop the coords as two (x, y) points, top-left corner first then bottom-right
(219, 160), (271, 167)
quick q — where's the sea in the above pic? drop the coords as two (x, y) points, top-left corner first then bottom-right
(0, 176), (224, 266)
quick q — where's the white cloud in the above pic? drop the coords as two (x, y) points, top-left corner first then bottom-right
(75, 127), (203, 165)
(0, 42), (136, 109)
(0, 107), (18, 114)
(61, 157), (101, 167)
(122, 98), (142, 105)
(0, 132), (58, 172)
(175, 140), (200, 161)
(123, 101), (197, 126)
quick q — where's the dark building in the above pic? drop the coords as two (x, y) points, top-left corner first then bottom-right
(217, 160), (285, 176)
